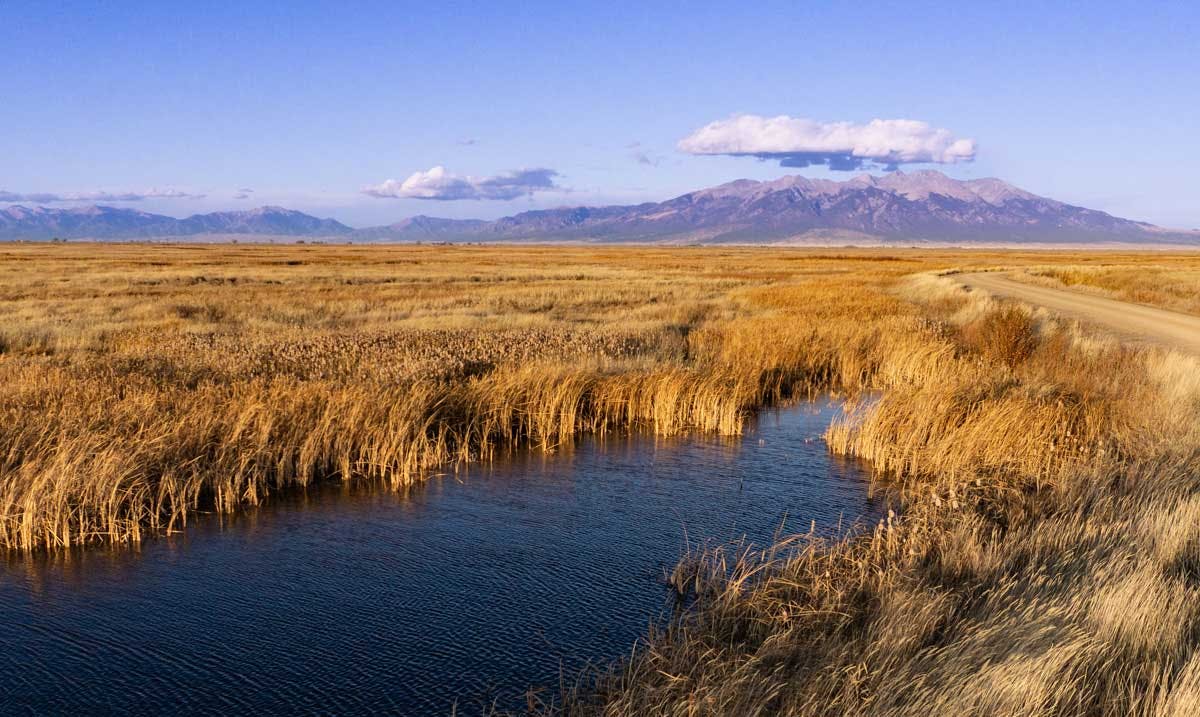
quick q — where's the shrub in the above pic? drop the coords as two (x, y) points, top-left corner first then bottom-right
(962, 306), (1039, 367)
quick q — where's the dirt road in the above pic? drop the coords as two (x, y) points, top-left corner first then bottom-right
(955, 272), (1200, 355)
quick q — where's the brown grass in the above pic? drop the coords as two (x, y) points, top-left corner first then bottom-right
(4, 243), (1200, 716)
(546, 269), (1200, 717)
(1008, 260), (1200, 316)
(0, 243), (932, 549)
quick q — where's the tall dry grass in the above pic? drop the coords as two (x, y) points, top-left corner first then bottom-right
(0, 243), (946, 550)
(1008, 261), (1200, 316)
(6, 243), (1200, 716)
(549, 270), (1200, 717)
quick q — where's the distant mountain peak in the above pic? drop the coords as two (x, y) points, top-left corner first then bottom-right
(0, 173), (1192, 245)
(354, 171), (1182, 245)
(0, 204), (352, 240)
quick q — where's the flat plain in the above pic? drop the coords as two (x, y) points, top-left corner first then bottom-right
(3, 243), (1200, 715)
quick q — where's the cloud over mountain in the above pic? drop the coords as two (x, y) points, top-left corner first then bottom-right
(0, 188), (204, 203)
(363, 166), (563, 201)
(678, 115), (977, 171)
(3, 171), (1193, 245)
(347, 170), (1180, 245)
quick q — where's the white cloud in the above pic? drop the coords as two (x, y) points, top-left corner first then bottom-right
(678, 114), (977, 171)
(0, 188), (204, 203)
(362, 166), (563, 201)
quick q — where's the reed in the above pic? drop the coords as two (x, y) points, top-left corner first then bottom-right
(0, 243), (946, 550)
(552, 271), (1200, 717)
(5, 243), (1200, 715)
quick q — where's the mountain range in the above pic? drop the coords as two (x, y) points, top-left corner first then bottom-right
(2, 171), (1194, 245)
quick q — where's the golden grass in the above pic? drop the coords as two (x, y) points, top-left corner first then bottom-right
(546, 266), (1200, 717)
(5, 243), (1200, 716)
(1008, 260), (1200, 316)
(0, 243), (937, 549)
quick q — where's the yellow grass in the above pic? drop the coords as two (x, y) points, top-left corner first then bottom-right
(544, 261), (1200, 717)
(0, 243), (928, 549)
(4, 243), (1200, 716)
(1007, 259), (1200, 316)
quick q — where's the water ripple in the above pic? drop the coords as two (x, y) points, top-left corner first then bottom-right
(0, 400), (882, 715)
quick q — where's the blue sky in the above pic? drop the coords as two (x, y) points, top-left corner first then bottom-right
(3, 1), (1197, 228)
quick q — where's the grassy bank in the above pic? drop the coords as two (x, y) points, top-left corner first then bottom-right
(553, 271), (1200, 716)
(4, 243), (1200, 715)
(1, 243), (931, 550)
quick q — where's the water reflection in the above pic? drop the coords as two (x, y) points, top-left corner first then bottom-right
(1, 399), (882, 715)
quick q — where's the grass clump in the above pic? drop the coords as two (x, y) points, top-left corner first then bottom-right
(961, 305), (1039, 367)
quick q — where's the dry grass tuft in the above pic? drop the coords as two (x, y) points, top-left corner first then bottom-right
(1090, 562), (1197, 659)
(961, 305), (1040, 367)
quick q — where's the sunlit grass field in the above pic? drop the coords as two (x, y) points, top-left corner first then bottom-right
(3, 242), (1200, 715)
(1006, 258), (1200, 315)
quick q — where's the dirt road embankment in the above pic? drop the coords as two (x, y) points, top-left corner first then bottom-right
(956, 272), (1200, 355)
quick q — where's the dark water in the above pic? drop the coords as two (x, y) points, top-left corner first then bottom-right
(0, 400), (879, 716)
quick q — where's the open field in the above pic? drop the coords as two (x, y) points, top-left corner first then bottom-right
(3, 244), (1200, 715)
(956, 271), (1200, 355)
(1002, 260), (1200, 316)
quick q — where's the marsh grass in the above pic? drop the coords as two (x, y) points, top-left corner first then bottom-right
(548, 270), (1200, 717)
(0, 244), (947, 550)
(5, 243), (1200, 716)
